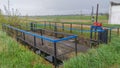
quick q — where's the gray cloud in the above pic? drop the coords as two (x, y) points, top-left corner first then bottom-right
(0, 0), (110, 15)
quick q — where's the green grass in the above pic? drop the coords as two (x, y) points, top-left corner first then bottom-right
(26, 15), (108, 25)
(64, 35), (120, 68)
(2, 13), (120, 68)
(26, 15), (120, 28)
(0, 11), (52, 68)
(0, 31), (52, 68)
(30, 15), (108, 20)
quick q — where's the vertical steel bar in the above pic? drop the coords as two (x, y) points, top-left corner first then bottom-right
(16, 30), (18, 41)
(91, 6), (94, 23)
(34, 36), (36, 47)
(11, 28), (12, 36)
(62, 23), (64, 31)
(70, 23), (72, 33)
(96, 4), (99, 22)
(75, 38), (77, 56)
(109, 29), (112, 42)
(95, 4), (99, 40)
(8, 26), (9, 34)
(30, 22), (33, 31)
(54, 22), (57, 37)
(54, 43), (57, 68)
(49, 22), (51, 29)
(90, 27), (93, 47)
(94, 28), (97, 40)
(106, 29), (109, 44)
(50, 22), (52, 29)
(40, 29), (44, 45)
(23, 32), (25, 40)
(81, 24), (83, 35)
(8, 27), (10, 36)
(33, 23), (36, 32)
(44, 21), (46, 29)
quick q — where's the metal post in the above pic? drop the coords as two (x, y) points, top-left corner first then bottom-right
(97, 32), (100, 45)
(106, 29), (109, 44)
(30, 22), (33, 31)
(91, 6), (94, 23)
(23, 32), (25, 40)
(81, 24), (83, 35)
(11, 28), (13, 36)
(16, 30), (18, 41)
(62, 23), (64, 31)
(70, 23), (72, 33)
(90, 27), (93, 47)
(6, 26), (8, 33)
(109, 29), (112, 42)
(95, 4), (99, 40)
(90, 31), (93, 40)
(49, 22), (51, 29)
(44, 21), (46, 29)
(96, 4), (99, 22)
(34, 36), (36, 47)
(50, 22), (52, 29)
(54, 22), (57, 37)
(94, 28), (97, 40)
(8, 26), (10, 34)
(75, 38), (77, 56)
(33, 23), (36, 32)
(35, 23), (36, 31)
(54, 22), (56, 31)
(54, 43), (57, 68)
(40, 29), (44, 45)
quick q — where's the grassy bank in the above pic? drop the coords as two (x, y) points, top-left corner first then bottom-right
(64, 35), (120, 68)
(0, 31), (52, 68)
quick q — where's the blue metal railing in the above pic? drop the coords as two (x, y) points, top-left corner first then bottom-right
(34, 23), (105, 33)
(3, 24), (77, 43)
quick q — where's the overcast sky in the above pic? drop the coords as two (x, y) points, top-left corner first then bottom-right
(0, 0), (110, 16)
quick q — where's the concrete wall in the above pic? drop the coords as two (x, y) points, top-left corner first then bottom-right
(109, 1), (120, 24)
(109, 6), (120, 24)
